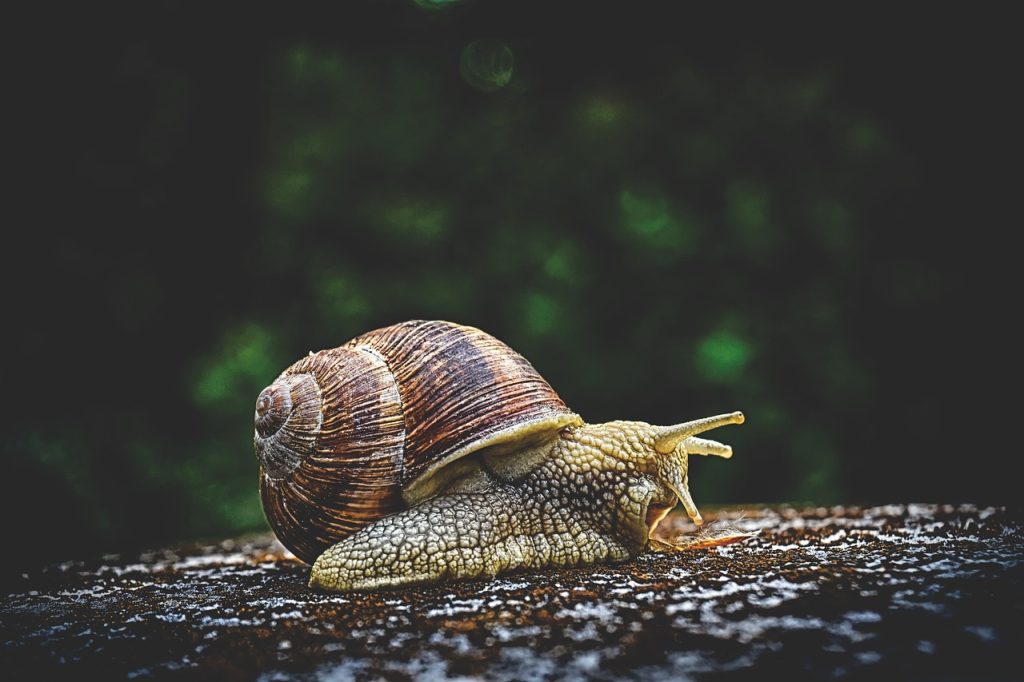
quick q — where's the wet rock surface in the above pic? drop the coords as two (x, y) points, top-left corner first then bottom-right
(2, 504), (1021, 680)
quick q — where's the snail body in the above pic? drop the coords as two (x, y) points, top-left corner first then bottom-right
(254, 320), (748, 591)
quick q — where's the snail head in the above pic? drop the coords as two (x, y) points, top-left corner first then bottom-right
(651, 411), (744, 526)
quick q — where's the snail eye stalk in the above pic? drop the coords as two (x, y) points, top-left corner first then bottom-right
(654, 412), (744, 455)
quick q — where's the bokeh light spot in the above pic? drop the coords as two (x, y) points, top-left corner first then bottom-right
(788, 73), (829, 114)
(543, 241), (579, 282)
(287, 45), (346, 85)
(791, 429), (842, 504)
(525, 293), (558, 337)
(809, 198), (855, 257)
(619, 187), (696, 256)
(460, 39), (514, 93)
(581, 96), (621, 128)
(413, 273), (472, 316)
(727, 180), (778, 257)
(727, 181), (769, 231)
(194, 325), (279, 409)
(695, 329), (752, 383)
(373, 197), (449, 245)
(316, 270), (371, 329)
(847, 119), (882, 155)
(267, 170), (314, 221)
(412, 0), (461, 9)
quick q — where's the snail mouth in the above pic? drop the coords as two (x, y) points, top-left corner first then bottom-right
(254, 373), (323, 480)
(646, 503), (674, 539)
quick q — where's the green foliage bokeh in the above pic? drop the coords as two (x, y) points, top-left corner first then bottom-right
(7, 4), (1007, 571)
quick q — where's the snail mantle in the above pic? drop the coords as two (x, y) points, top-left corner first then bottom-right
(2, 504), (1020, 680)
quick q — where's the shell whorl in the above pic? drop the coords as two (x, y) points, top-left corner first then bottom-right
(256, 320), (580, 565)
(254, 374), (322, 480)
(258, 345), (406, 565)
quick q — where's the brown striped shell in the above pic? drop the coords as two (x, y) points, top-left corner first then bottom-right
(254, 320), (582, 564)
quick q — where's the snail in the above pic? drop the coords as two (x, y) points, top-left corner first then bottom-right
(254, 320), (750, 591)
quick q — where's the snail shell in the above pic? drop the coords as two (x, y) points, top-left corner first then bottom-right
(255, 320), (581, 564)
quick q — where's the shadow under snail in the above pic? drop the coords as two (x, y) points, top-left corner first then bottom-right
(254, 320), (751, 591)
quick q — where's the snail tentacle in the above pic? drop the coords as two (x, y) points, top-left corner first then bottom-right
(654, 412), (745, 455)
(682, 436), (733, 458)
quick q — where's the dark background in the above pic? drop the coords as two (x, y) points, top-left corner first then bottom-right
(5, 3), (1014, 573)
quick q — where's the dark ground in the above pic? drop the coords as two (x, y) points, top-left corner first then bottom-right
(2, 504), (1021, 680)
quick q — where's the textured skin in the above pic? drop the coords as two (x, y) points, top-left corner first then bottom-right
(310, 421), (693, 591)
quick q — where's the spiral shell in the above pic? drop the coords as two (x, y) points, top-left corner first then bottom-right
(255, 320), (581, 564)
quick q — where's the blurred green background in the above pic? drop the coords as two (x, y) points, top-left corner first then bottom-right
(5, 3), (1012, 572)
